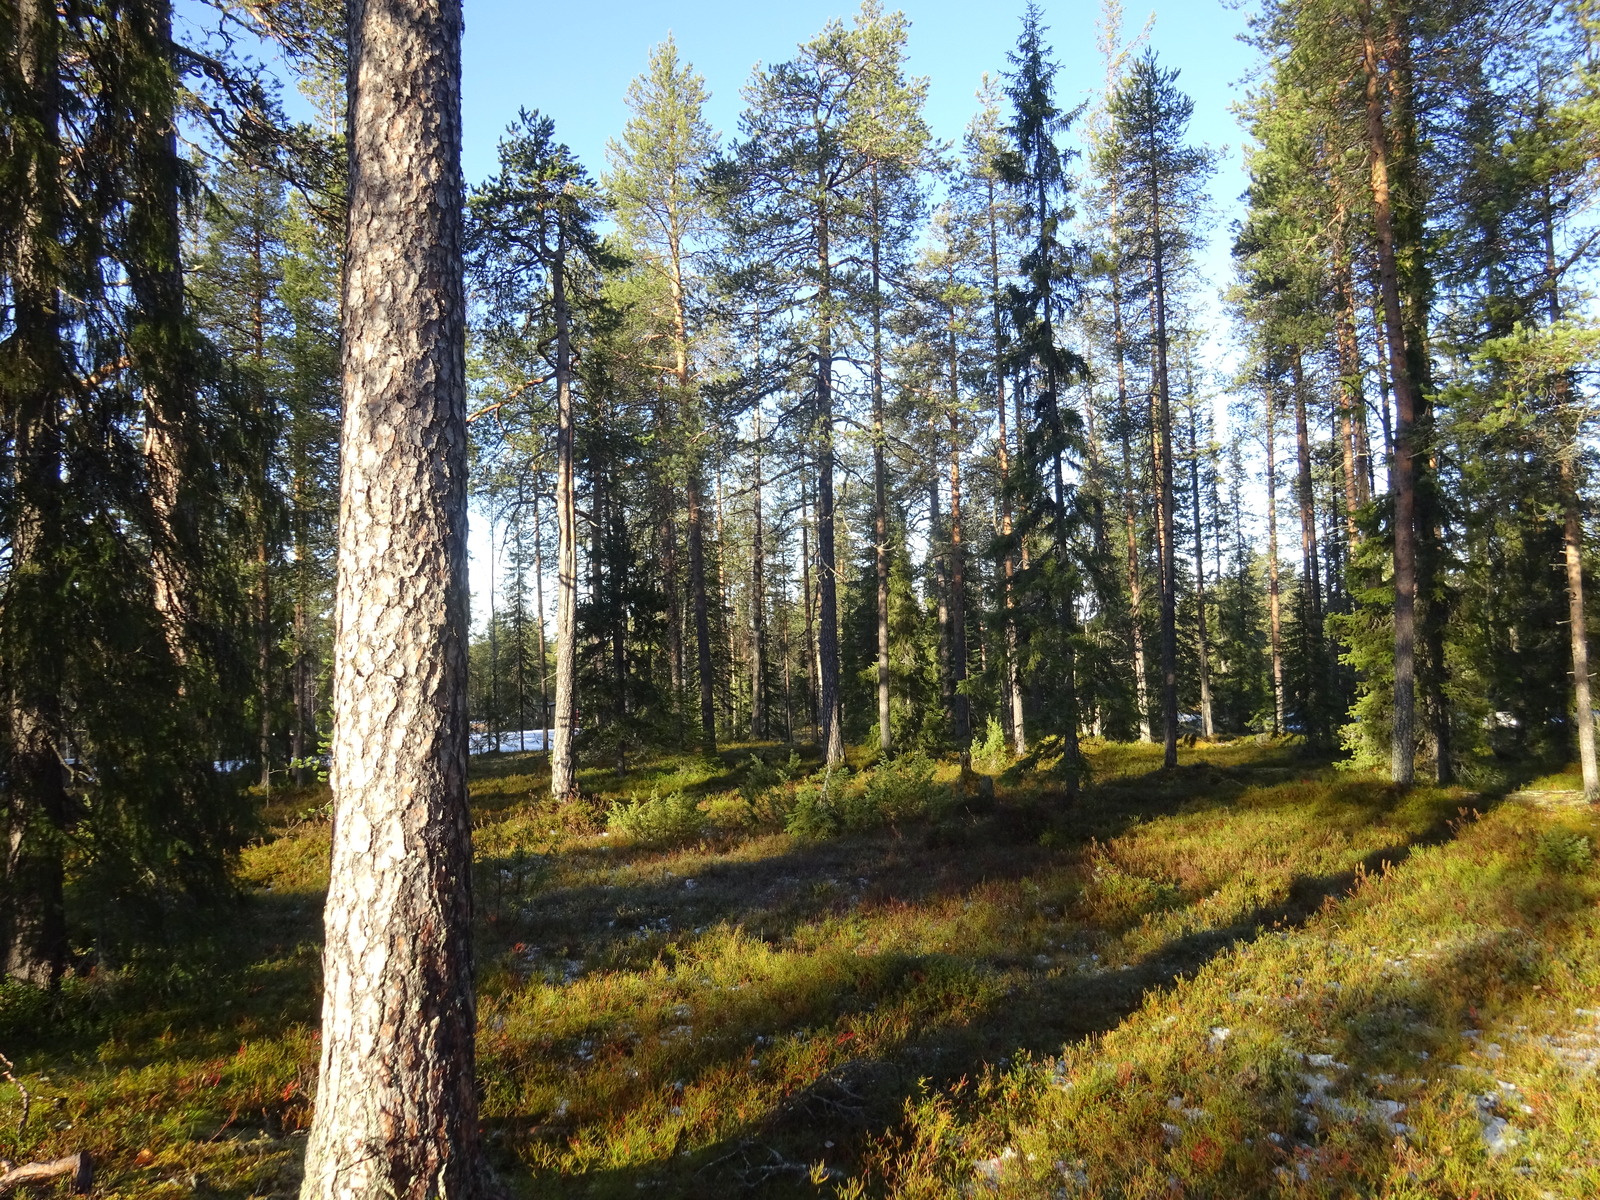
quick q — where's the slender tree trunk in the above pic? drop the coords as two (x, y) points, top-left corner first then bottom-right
(869, 170), (893, 756)
(1113, 276), (1153, 743)
(1187, 391), (1214, 739)
(657, 401), (683, 717)
(815, 205), (845, 766)
(1562, 458), (1598, 800)
(801, 481), (818, 741)
(750, 409), (767, 739)
(1332, 228), (1369, 555)
(931, 478), (952, 720)
(3, 0), (69, 988)
(1265, 380), (1286, 735)
(1148, 171), (1179, 768)
(1292, 349), (1325, 745)
(550, 233), (579, 801)
(1541, 178), (1598, 800)
(1363, 11), (1418, 784)
(1371, 282), (1395, 468)
(533, 485), (549, 753)
(299, 0), (486, 1191)
(947, 323), (970, 751)
(987, 178), (1025, 755)
(687, 470), (715, 751)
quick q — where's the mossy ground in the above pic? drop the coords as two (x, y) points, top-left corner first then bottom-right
(2, 739), (1596, 1197)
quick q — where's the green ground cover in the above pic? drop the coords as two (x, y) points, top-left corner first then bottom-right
(1, 740), (1596, 1197)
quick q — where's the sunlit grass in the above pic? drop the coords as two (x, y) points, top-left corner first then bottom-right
(1, 739), (1595, 1197)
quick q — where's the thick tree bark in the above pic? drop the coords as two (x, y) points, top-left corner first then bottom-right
(3, 0), (69, 988)
(298, 0), (487, 1194)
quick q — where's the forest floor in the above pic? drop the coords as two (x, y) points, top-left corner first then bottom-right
(1, 740), (1598, 1198)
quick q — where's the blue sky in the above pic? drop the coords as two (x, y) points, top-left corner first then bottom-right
(458, 0), (1258, 263)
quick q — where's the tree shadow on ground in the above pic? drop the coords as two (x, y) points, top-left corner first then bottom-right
(474, 779), (1505, 1196)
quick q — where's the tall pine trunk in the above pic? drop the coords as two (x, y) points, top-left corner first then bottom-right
(1148, 177), (1179, 769)
(687, 472), (715, 750)
(947, 319), (970, 751)
(1292, 350), (1325, 746)
(4, 0), (69, 988)
(750, 410), (767, 739)
(299, 0), (486, 1191)
(987, 178), (1026, 754)
(550, 232), (579, 801)
(815, 203), (844, 766)
(1187, 392), (1214, 739)
(124, 0), (194, 669)
(871, 170), (893, 756)
(1265, 380), (1286, 735)
(1363, 10), (1419, 784)
(1113, 275), (1153, 743)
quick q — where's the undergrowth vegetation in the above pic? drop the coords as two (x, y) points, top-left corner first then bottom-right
(1, 739), (1597, 1198)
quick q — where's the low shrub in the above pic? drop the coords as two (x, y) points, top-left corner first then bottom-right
(607, 788), (706, 846)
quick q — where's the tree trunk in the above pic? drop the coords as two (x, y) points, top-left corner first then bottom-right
(1292, 349), (1325, 746)
(947, 340), (970, 751)
(815, 207), (844, 767)
(124, 1), (194, 669)
(987, 177), (1025, 755)
(1113, 275), (1152, 743)
(931, 479), (952, 721)
(1562, 458), (1598, 801)
(687, 473), (715, 751)
(1149, 176), (1179, 769)
(1265, 380), (1286, 735)
(869, 171), (893, 757)
(1363, 10), (1418, 784)
(801, 480), (818, 741)
(1187, 391), (1214, 739)
(298, 0), (486, 1192)
(3, 0), (69, 988)
(550, 229), (579, 801)
(532, 485), (549, 753)
(1332, 226), (1369, 554)
(751, 411), (767, 740)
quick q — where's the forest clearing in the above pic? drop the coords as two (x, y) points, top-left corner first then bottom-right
(2, 740), (1597, 1197)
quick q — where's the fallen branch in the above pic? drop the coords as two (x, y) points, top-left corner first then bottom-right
(0, 1151), (93, 1195)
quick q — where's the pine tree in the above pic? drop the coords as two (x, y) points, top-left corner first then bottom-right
(1103, 48), (1213, 768)
(297, 0), (488, 1193)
